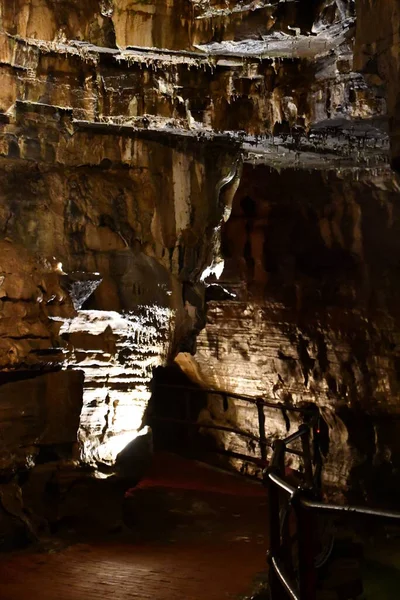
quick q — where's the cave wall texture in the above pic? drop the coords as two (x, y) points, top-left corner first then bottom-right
(0, 0), (400, 539)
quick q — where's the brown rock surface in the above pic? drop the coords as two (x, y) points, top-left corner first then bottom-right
(355, 0), (400, 167)
(0, 0), (399, 541)
(0, 370), (83, 472)
(178, 165), (400, 502)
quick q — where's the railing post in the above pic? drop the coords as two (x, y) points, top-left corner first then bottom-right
(264, 468), (281, 597)
(257, 399), (267, 462)
(264, 439), (286, 598)
(293, 491), (317, 600)
(300, 425), (313, 488)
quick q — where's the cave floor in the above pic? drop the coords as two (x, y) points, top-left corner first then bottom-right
(0, 454), (269, 600)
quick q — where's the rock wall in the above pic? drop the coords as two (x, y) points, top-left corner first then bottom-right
(354, 0), (400, 168)
(0, 134), (238, 479)
(0, 0), (398, 535)
(178, 165), (400, 504)
(61, 307), (173, 470)
(0, 1), (355, 52)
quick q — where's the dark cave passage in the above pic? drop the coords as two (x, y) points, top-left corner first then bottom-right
(145, 365), (208, 456)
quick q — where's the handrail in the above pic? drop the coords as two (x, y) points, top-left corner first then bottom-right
(271, 557), (300, 600)
(265, 417), (400, 600)
(268, 471), (296, 496)
(265, 470), (400, 519)
(151, 381), (315, 466)
(282, 425), (310, 446)
(149, 415), (270, 445)
(300, 497), (400, 520)
(153, 382), (313, 413)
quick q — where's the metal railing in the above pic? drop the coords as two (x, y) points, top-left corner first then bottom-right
(149, 382), (310, 467)
(150, 382), (400, 600)
(265, 416), (400, 600)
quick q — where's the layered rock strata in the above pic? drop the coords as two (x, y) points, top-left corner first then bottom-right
(178, 164), (400, 503)
(0, 0), (398, 529)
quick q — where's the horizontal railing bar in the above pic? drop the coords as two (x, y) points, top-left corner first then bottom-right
(150, 415), (271, 445)
(282, 427), (308, 446)
(154, 383), (312, 413)
(300, 497), (400, 520)
(268, 471), (297, 496)
(271, 556), (300, 600)
(269, 451), (400, 520)
(205, 448), (268, 467)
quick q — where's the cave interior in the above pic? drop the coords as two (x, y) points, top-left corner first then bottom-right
(0, 1), (399, 599)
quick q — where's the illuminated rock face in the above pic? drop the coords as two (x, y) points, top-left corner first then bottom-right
(0, 0), (399, 509)
(60, 307), (173, 470)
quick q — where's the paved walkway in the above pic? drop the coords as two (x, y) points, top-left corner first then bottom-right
(0, 454), (269, 600)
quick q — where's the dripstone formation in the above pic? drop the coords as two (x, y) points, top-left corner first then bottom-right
(0, 0), (399, 543)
